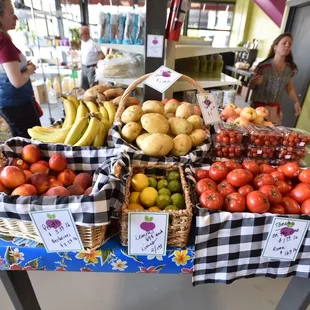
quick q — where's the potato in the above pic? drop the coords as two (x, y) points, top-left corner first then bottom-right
(104, 88), (124, 100)
(113, 96), (141, 107)
(169, 117), (193, 135)
(189, 129), (207, 147)
(121, 122), (142, 143)
(175, 102), (194, 119)
(140, 133), (173, 157)
(171, 134), (192, 156)
(142, 100), (164, 115)
(136, 133), (151, 149)
(165, 113), (175, 120)
(187, 115), (204, 130)
(121, 105), (143, 124)
(141, 113), (169, 134)
(164, 101), (180, 114)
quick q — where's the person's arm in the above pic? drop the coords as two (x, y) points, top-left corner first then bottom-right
(249, 74), (264, 89)
(98, 50), (105, 60)
(2, 61), (36, 88)
(286, 78), (301, 116)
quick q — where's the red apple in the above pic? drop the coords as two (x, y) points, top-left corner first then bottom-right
(240, 107), (257, 121)
(193, 105), (201, 116)
(57, 169), (76, 187)
(73, 172), (92, 190)
(253, 115), (264, 125)
(21, 144), (41, 164)
(0, 179), (10, 194)
(30, 160), (49, 174)
(24, 170), (33, 182)
(0, 166), (26, 189)
(234, 117), (250, 126)
(49, 178), (64, 189)
(235, 107), (242, 116)
(227, 116), (238, 123)
(45, 186), (70, 197)
(84, 186), (93, 195)
(11, 184), (37, 196)
(255, 106), (269, 118)
(220, 106), (237, 121)
(67, 184), (85, 195)
(11, 158), (29, 170)
(49, 154), (68, 172)
(29, 173), (50, 194)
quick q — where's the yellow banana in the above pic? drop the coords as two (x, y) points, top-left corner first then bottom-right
(103, 101), (116, 126)
(32, 126), (58, 133)
(28, 126), (72, 143)
(74, 116), (100, 146)
(98, 103), (109, 120)
(84, 101), (99, 113)
(75, 102), (89, 124)
(93, 112), (111, 130)
(66, 95), (80, 109)
(62, 99), (77, 128)
(64, 117), (89, 145)
(93, 121), (106, 147)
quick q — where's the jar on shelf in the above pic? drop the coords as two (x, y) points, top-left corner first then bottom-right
(199, 55), (207, 73)
(213, 55), (223, 78)
(207, 55), (214, 77)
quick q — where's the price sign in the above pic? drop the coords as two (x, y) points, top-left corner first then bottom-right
(147, 34), (164, 58)
(144, 65), (182, 93)
(197, 93), (221, 124)
(128, 212), (169, 256)
(30, 209), (84, 253)
(262, 217), (309, 261)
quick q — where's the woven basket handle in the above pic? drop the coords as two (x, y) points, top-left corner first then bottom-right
(115, 73), (207, 121)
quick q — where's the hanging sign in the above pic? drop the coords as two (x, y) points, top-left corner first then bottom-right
(147, 34), (164, 58)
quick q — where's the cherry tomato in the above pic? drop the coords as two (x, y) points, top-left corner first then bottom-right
(246, 191), (270, 213)
(209, 162), (228, 182)
(224, 192), (246, 212)
(224, 161), (242, 172)
(194, 169), (209, 181)
(260, 164), (276, 174)
(199, 190), (224, 210)
(217, 180), (235, 197)
(227, 169), (249, 187)
(196, 178), (217, 196)
(238, 184), (254, 196)
(282, 197), (300, 214)
(275, 181), (292, 195)
(290, 183), (310, 204)
(259, 185), (282, 204)
(281, 162), (300, 179)
(244, 170), (254, 183)
(254, 174), (275, 189)
(298, 169), (310, 184)
(270, 171), (285, 182)
(269, 205), (285, 214)
(301, 199), (310, 215)
(242, 160), (260, 175)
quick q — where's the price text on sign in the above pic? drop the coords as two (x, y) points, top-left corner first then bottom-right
(30, 209), (84, 253)
(262, 217), (309, 261)
(197, 93), (221, 125)
(144, 65), (182, 93)
(128, 212), (169, 256)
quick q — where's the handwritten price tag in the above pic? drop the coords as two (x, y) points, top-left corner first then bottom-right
(262, 217), (309, 261)
(144, 65), (182, 93)
(197, 93), (221, 124)
(30, 209), (84, 253)
(128, 212), (169, 256)
(147, 34), (164, 58)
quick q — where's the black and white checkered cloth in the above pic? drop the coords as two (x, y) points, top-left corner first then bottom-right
(108, 121), (212, 165)
(0, 138), (125, 226)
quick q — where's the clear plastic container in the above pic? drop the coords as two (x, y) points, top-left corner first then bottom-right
(246, 145), (276, 159)
(276, 146), (308, 162)
(277, 126), (310, 148)
(213, 122), (247, 145)
(214, 143), (244, 159)
(246, 124), (283, 146)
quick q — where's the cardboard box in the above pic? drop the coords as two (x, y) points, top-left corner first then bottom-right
(32, 82), (47, 104)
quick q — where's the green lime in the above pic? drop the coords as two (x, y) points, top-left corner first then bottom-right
(168, 180), (182, 193)
(171, 193), (185, 209)
(157, 179), (168, 190)
(156, 195), (172, 210)
(164, 205), (179, 211)
(167, 171), (180, 182)
(158, 188), (171, 196)
(148, 177), (157, 189)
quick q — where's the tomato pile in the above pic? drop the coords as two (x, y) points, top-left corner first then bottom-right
(194, 160), (310, 214)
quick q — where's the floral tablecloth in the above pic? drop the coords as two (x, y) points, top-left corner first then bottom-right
(0, 235), (194, 274)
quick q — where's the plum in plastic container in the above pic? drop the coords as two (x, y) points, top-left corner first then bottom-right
(213, 122), (247, 145)
(277, 126), (310, 148)
(245, 124), (283, 147)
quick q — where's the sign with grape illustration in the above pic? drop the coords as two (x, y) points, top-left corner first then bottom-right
(147, 34), (164, 58)
(30, 209), (84, 253)
(197, 93), (221, 124)
(262, 217), (309, 261)
(128, 212), (169, 256)
(144, 65), (182, 93)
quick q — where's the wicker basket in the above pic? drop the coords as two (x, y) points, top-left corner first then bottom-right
(120, 163), (193, 248)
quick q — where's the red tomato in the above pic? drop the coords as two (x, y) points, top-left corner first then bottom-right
(281, 162), (300, 179)
(209, 162), (228, 182)
(290, 183), (310, 204)
(246, 191), (270, 213)
(224, 161), (242, 172)
(259, 185), (282, 204)
(244, 170), (254, 183)
(260, 164), (276, 174)
(269, 205), (285, 214)
(242, 160), (260, 175)
(298, 169), (310, 184)
(254, 174), (275, 189)
(226, 169), (249, 187)
(277, 165), (285, 174)
(238, 184), (254, 196)
(282, 197), (300, 214)
(199, 190), (224, 210)
(270, 171), (285, 182)
(224, 192), (246, 212)
(196, 178), (217, 196)
(217, 180), (235, 197)
(275, 181), (293, 195)
(194, 169), (209, 181)
(301, 199), (310, 215)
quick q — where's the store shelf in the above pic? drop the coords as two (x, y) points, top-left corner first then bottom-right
(99, 44), (144, 55)
(35, 67), (77, 75)
(98, 77), (143, 87)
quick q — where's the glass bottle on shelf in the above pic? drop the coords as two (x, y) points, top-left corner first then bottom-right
(213, 55), (223, 78)
(53, 77), (61, 96)
(207, 55), (214, 77)
(199, 56), (207, 74)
